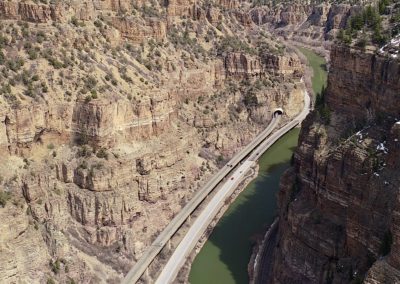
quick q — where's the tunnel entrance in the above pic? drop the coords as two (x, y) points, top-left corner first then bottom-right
(273, 108), (284, 117)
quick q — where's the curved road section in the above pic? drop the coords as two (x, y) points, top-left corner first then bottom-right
(123, 89), (310, 284)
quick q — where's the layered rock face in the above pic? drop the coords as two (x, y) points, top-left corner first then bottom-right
(0, 92), (174, 154)
(224, 52), (264, 77)
(0, 0), (307, 282)
(251, 1), (364, 43)
(269, 46), (400, 283)
(0, 0), (167, 43)
(166, 0), (196, 17)
(0, 0), (364, 47)
(224, 52), (302, 77)
(110, 17), (167, 43)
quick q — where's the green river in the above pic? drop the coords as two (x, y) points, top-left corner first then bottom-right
(189, 48), (327, 284)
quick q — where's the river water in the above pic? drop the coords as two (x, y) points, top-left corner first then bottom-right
(189, 129), (300, 284)
(189, 48), (326, 284)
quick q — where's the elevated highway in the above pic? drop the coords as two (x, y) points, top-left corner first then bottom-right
(155, 91), (310, 284)
(123, 90), (310, 284)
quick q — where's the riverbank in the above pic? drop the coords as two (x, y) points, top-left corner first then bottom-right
(248, 218), (279, 284)
(188, 128), (301, 284)
(177, 164), (259, 283)
(248, 47), (328, 284)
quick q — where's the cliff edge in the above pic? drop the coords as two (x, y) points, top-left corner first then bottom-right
(269, 44), (400, 283)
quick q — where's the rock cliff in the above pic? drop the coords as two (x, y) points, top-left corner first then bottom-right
(250, 0), (366, 45)
(0, 0), (306, 282)
(224, 51), (303, 78)
(269, 45), (400, 283)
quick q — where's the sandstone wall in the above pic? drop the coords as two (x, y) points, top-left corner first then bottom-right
(250, 2), (361, 42)
(224, 52), (263, 77)
(269, 46), (400, 283)
(328, 46), (400, 120)
(0, 93), (175, 152)
(0, 0), (166, 43)
(224, 52), (302, 77)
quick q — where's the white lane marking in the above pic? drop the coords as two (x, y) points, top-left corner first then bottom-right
(156, 161), (254, 284)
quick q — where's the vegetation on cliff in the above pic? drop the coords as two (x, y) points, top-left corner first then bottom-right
(337, 0), (399, 48)
(0, 0), (307, 283)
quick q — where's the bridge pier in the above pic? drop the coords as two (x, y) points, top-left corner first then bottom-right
(167, 239), (171, 250)
(145, 267), (149, 278)
(188, 214), (191, 223)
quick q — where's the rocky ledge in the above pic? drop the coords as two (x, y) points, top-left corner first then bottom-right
(269, 45), (400, 283)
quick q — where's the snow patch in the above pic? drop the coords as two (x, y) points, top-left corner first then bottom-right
(376, 142), (388, 154)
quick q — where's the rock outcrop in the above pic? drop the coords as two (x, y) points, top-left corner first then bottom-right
(269, 46), (400, 283)
(224, 52), (263, 77)
(250, 1), (364, 43)
(110, 17), (167, 43)
(0, 0), (308, 282)
(224, 52), (302, 77)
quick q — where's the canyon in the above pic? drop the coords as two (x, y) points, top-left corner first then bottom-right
(268, 3), (400, 282)
(0, 0), (307, 283)
(0, 0), (398, 283)
(269, 44), (400, 283)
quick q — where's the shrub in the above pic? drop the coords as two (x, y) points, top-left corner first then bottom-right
(0, 34), (8, 48)
(47, 57), (64, 69)
(91, 91), (98, 99)
(94, 20), (102, 28)
(319, 105), (331, 124)
(216, 36), (256, 55)
(0, 51), (4, 65)
(49, 259), (61, 274)
(76, 131), (88, 145)
(142, 5), (160, 17)
(0, 191), (11, 207)
(7, 58), (24, 72)
(96, 148), (108, 159)
(121, 74), (133, 83)
(85, 76), (97, 90)
(79, 161), (88, 169)
(243, 92), (258, 107)
(77, 145), (92, 157)
(355, 38), (367, 49)
(36, 31), (46, 43)
(42, 83), (48, 93)
(71, 17), (85, 27)
(84, 95), (92, 103)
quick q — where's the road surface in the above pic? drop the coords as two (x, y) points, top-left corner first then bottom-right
(154, 90), (310, 284)
(122, 114), (281, 284)
(155, 161), (255, 284)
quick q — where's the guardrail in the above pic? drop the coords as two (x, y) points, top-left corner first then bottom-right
(123, 89), (309, 284)
(156, 103), (308, 283)
(122, 117), (280, 284)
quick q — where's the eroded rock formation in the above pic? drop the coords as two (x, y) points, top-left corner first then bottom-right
(270, 45), (400, 283)
(0, 0), (306, 282)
